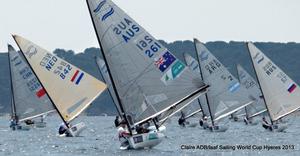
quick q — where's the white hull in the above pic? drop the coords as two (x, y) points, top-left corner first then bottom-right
(244, 119), (259, 126)
(127, 132), (164, 150)
(208, 125), (228, 132)
(11, 125), (31, 131)
(60, 122), (86, 137)
(187, 123), (198, 128)
(120, 126), (166, 150)
(266, 124), (287, 132)
(35, 122), (47, 128)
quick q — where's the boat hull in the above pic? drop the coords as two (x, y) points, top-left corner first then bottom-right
(208, 125), (228, 132)
(120, 126), (166, 150)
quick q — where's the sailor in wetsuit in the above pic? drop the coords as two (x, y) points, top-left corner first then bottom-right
(136, 122), (150, 134)
(10, 119), (17, 130)
(25, 119), (35, 125)
(262, 117), (272, 130)
(58, 123), (71, 137)
(202, 116), (209, 129)
(114, 116), (120, 127)
(178, 111), (187, 127)
(118, 120), (130, 148)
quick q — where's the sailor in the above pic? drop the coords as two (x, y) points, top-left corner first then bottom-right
(114, 116), (120, 127)
(136, 122), (150, 134)
(178, 112), (186, 127)
(262, 117), (272, 130)
(118, 120), (130, 147)
(243, 117), (249, 125)
(229, 114), (234, 120)
(202, 116), (209, 129)
(199, 118), (204, 127)
(233, 116), (239, 122)
(58, 123), (71, 137)
(25, 119), (35, 125)
(9, 119), (17, 130)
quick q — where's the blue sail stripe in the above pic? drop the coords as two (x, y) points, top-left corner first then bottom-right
(75, 73), (84, 85)
(93, 0), (106, 13)
(101, 7), (114, 21)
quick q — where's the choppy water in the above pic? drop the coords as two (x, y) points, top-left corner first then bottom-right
(0, 115), (299, 156)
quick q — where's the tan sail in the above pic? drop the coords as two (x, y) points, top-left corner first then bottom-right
(13, 35), (107, 123)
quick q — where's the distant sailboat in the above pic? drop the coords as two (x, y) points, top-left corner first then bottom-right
(236, 64), (267, 124)
(8, 44), (55, 130)
(183, 53), (211, 128)
(95, 57), (122, 116)
(247, 42), (300, 132)
(87, 0), (209, 149)
(12, 35), (107, 136)
(194, 39), (253, 132)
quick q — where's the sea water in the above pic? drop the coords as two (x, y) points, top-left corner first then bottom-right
(0, 115), (299, 156)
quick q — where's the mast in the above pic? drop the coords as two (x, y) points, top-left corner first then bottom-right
(197, 98), (204, 118)
(94, 57), (122, 116)
(193, 40), (215, 127)
(246, 42), (274, 125)
(86, 1), (132, 134)
(12, 36), (70, 128)
(7, 48), (17, 123)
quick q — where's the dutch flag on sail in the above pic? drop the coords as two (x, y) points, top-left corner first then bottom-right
(71, 70), (84, 85)
(287, 84), (297, 93)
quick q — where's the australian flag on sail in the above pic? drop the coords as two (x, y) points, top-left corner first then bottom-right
(155, 51), (176, 72)
(71, 70), (84, 85)
(287, 84), (297, 93)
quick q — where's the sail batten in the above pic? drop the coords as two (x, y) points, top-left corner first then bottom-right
(13, 35), (107, 124)
(194, 39), (253, 123)
(247, 42), (300, 122)
(87, 0), (208, 126)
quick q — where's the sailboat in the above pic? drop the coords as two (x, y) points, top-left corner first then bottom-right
(174, 53), (203, 128)
(194, 39), (253, 132)
(236, 64), (267, 125)
(12, 35), (107, 137)
(95, 57), (122, 116)
(8, 44), (55, 130)
(87, 0), (209, 149)
(247, 42), (300, 132)
(183, 53), (211, 128)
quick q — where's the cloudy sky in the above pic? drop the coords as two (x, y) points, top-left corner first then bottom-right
(0, 0), (299, 52)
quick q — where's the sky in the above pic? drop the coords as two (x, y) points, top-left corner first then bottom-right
(1, 0), (300, 53)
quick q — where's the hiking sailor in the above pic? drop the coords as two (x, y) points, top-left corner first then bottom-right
(118, 120), (130, 148)
(178, 112), (186, 127)
(114, 116), (120, 127)
(58, 123), (71, 137)
(262, 116), (272, 130)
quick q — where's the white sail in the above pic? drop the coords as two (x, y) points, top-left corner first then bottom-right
(13, 35), (107, 123)
(8, 45), (55, 122)
(194, 39), (253, 122)
(183, 53), (210, 118)
(95, 57), (122, 115)
(237, 64), (267, 118)
(87, 0), (208, 126)
(247, 42), (300, 122)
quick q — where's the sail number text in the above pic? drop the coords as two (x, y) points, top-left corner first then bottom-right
(40, 53), (72, 80)
(135, 35), (162, 58)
